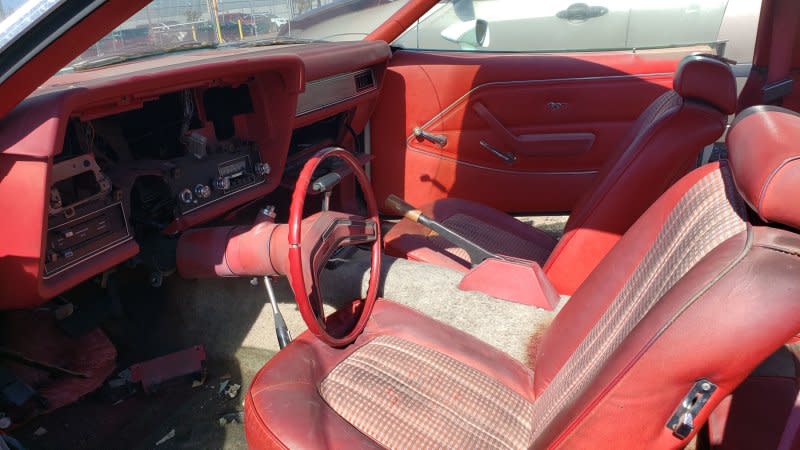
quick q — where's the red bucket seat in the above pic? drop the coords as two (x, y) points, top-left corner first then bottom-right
(245, 106), (800, 449)
(384, 54), (737, 294)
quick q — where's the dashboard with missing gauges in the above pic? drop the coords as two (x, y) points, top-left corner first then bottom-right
(0, 40), (389, 308)
(46, 85), (270, 278)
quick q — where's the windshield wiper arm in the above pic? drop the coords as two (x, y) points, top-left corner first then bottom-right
(71, 41), (218, 71)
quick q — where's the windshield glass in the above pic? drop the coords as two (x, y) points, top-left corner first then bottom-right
(1, 0), (64, 52)
(62, 0), (408, 70)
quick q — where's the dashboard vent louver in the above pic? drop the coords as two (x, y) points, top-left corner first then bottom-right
(354, 70), (375, 92)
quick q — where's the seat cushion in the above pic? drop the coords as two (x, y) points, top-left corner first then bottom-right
(384, 198), (558, 272)
(245, 300), (537, 450)
(320, 335), (535, 449)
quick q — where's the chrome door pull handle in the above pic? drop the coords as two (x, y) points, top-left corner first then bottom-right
(479, 140), (517, 165)
(413, 127), (448, 147)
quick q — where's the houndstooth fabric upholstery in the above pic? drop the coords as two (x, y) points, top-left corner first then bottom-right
(320, 335), (535, 450)
(428, 214), (553, 265)
(320, 166), (745, 449)
(528, 165), (747, 445)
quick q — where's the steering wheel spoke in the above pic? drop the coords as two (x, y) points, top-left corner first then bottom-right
(310, 213), (377, 273)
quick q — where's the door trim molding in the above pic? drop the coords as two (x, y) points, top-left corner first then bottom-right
(410, 72), (674, 139)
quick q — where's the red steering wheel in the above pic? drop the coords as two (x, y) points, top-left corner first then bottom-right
(287, 147), (381, 347)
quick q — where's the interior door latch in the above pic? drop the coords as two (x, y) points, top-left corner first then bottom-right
(413, 127), (448, 147)
(666, 378), (717, 439)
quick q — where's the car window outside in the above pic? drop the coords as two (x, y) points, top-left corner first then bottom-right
(53, 0), (408, 70)
(393, 0), (761, 63)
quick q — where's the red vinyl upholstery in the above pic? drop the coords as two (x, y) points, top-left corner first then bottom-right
(727, 106), (800, 230)
(672, 55), (738, 115)
(246, 106), (800, 448)
(384, 54), (736, 294)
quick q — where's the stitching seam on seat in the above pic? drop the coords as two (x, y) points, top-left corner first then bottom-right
(758, 156), (800, 212)
(549, 225), (753, 448)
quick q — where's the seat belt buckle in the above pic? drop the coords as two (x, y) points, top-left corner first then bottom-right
(666, 378), (717, 439)
(762, 78), (794, 104)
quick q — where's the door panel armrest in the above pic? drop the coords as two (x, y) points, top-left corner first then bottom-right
(473, 101), (595, 156)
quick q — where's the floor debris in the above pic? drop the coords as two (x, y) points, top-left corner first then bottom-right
(155, 428), (175, 446)
(224, 383), (241, 399)
(218, 411), (244, 426)
(129, 346), (206, 394)
(33, 426), (47, 437)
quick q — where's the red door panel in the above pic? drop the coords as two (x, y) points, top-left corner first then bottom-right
(371, 50), (681, 213)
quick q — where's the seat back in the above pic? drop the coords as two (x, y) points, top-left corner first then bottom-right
(530, 106), (800, 448)
(545, 54), (737, 295)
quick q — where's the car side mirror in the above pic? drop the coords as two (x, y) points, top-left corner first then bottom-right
(441, 19), (490, 50)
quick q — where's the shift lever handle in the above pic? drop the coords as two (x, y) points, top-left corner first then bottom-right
(384, 194), (497, 266)
(385, 194), (422, 221)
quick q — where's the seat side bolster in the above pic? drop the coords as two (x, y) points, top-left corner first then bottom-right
(533, 161), (726, 396)
(552, 227), (800, 449)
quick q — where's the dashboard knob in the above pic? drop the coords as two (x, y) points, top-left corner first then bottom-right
(194, 184), (211, 199)
(179, 188), (194, 204)
(213, 177), (231, 191)
(261, 205), (277, 220)
(254, 162), (271, 176)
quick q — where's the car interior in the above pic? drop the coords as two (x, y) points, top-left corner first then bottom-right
(1, 0), (800, 449)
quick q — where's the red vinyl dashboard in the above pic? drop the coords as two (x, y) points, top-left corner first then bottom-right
(0, 40), (390, 309)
